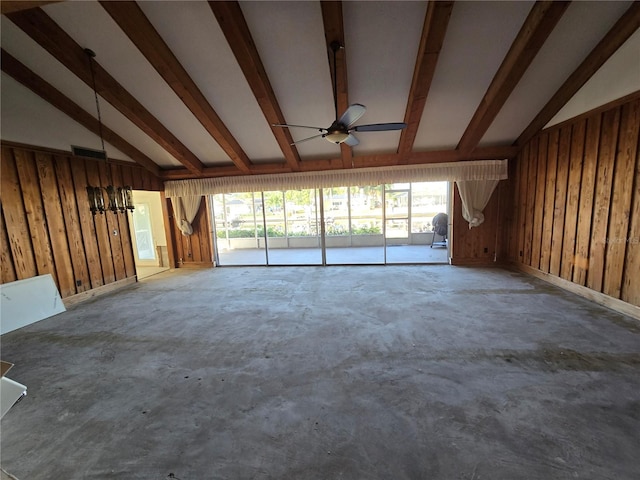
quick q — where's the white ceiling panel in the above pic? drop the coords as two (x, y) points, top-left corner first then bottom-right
(344, 1), (427, 155)
(1, 17), (184, 168)
(548, 28), (640, 128)
(43, 1), (231, 167)
(241, 1), (337, 160)
(1, 73), (131, 161)
(140, 1), (284, 164)
(481, 0), (634, 146)
(413, 1), (534, 151)
(1, 1), (636, 177)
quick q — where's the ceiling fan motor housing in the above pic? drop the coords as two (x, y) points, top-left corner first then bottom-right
(325, 122), (349, 144)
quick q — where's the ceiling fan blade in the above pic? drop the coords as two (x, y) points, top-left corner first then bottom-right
(290, 133), (325, 145)
(338, 103), (366, 127)
(343, 134), (359, 146)
(273, 123), (327, 131)
(352, 122), (407, 132)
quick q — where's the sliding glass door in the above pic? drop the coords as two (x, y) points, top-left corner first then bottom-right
(264, 189), (322, 265)
(324, 185), (384, 264)
(212, 193), (267, 265)
(210, 181), (448, 266)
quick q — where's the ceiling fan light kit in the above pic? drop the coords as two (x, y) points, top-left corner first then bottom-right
(273, 43), (406, 147)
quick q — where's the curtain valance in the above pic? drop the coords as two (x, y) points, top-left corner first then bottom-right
(164, 159), (508, 197)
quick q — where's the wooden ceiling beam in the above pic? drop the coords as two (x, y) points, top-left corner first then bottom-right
(0, 1), (60, 15)
(457, 1), (570, 155)
(100, 1), (252, 174)
(321, 0), (353, 169)
(160, 145), (517, 180)
(209, 1), (301, 172)
(1, 49), (161, 177)
(516, 1), (640, 147)
(398, 1), (454, 164)
(7, 8), (205, 176)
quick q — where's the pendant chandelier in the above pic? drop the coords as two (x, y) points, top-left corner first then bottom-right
(83, 48), (134, 215)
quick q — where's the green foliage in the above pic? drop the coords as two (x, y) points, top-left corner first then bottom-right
(217, 226), (287, 239)
(351, 225), (381, 235)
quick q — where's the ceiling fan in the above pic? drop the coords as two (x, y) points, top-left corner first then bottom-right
(273, 42), (407, 147)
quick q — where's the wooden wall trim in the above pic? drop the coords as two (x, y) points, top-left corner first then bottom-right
(512, 263), (640, 322)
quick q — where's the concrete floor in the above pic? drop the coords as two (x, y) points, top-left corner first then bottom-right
(1, 266), (639, 479)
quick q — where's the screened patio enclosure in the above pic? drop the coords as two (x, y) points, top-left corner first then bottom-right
(211, 182), (449, 266)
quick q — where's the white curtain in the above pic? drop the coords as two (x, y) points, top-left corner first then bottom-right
(455, 179), (500, 228)
(165, 159), (508, 197)
(170, 196), (203, 236)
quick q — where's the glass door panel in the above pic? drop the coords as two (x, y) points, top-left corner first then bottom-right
(265, 189), (322, 265)
(212, 193), (267, 265)
(385, 190), (410, 264)
(131, 203), (156, 262)
(324, 186), (384, 264)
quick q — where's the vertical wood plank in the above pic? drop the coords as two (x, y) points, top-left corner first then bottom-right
(506, 159), (519, 261)
(539, 129), (559, 273)
(603, 100), (639, 298)
(13, 149), (57, 283)
(54, 155), (92, 293)
(85, 160), (116, 284)
(70, 159), (105, 288)
(560, 119), (586, 280)
(98, 161), (126, 281)
(1, 147), (37, 279)
(161, 193), (177, 268)
(573, 113), (602, 285)
(197, 200), (212, 263)
(35, 152), (76, 297)
(523, 137), (538, 266)
(516, 144), (529, 263)
(587, 108), (621, 292)
(110, 164), (136, 278)
(121, 164), (134, 189)
(531, 133), (548, 269)
(549, 126), (571, 277)
(621, 119), (640, 306)
(0, 208), (17, 283)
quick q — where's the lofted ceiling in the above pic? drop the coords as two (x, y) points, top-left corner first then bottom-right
(1, 1), (639, 181)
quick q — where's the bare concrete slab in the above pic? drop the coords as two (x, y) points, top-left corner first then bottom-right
(1, 266), (639, 479)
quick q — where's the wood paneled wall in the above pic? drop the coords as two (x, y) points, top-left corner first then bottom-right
(166, 197), (213, 268)
(505, 95), (640, 307)
(1, 143), (162, 298)
(450, 181), (506, 266)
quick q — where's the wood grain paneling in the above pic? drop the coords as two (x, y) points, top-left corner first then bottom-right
(507, 96), (640, 308)
(450, 182), (502, 265)
(539, 129), (559, 273)
(530, 133), (548, 270)
(560, 119), (586, 281)
(0, 142), (162, 298)
(35, 152), (76, 297)
(13, 149), (57, 282)
(1, 147), (37, 279)
(54, 155), (91, 293)
(0, 209), (17, 283)
(603, 100), (639, 298)
(549, 126), (571, 276)
(573, 114), (601, 285)
(587, 108), (620, 292)
(169, 198), (213, 267)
